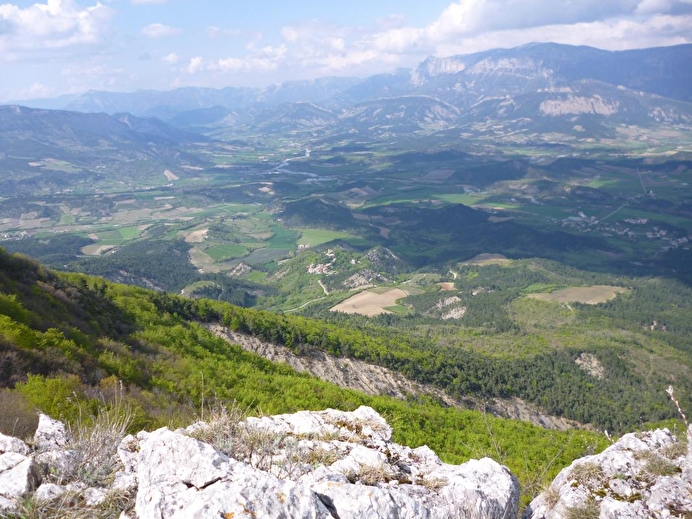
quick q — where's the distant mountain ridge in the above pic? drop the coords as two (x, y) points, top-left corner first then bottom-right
(14, 43), (692, 117)
(4, 42), (692, 140)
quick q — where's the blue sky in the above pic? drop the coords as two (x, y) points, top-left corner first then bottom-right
(1, 0), (691, 101)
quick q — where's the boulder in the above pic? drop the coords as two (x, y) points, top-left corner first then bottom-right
(0, 407), (524, 518)
(0, 432), (30, 456)
(523, 428), (692, 518)
(0, 452), (41, 499)
(34, 482), (66, 502)
(134, 427), (331, 518)
(33, 414), (70, 451)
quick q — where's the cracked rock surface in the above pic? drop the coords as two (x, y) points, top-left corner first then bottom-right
(524, 428), (692, 519)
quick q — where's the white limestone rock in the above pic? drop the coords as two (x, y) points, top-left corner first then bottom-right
(83, 486), (108, 507)
(0, 452), (41, 499)
(242, 405), (392, 447)
(524, 428), (691, 519)
(0, 495), (17, 511)
(33, 414), (70, 451)
(134, 427), (331, 519)
(0, 432), (30, 456)
(435, 457), (520, 519)
(34, 482), (66, 502)
(117, 434), (139, 474)
(36, 448), (78, 477)
(0, 408), (525, 518)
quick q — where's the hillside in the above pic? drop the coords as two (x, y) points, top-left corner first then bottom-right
(0, 105), (209, 196)
(0, 247), (614, 504)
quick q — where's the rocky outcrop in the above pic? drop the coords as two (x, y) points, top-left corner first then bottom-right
(209, 324), (580, 431)
(2, 406), (690, 518)
(524, 428), (692, 518)
(0, 407), (520, 518)
(209, 324), (461, 407)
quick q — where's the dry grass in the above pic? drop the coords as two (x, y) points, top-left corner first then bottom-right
(528, 286), (628, 305)
(346, 463), (393, 486)
(661, 440), (688, 460)
(461, 253), (510, 265)
(5, 488), (134, 519)
(564, 497), (600, 519)
(50, 405), (132, 487)
(569, 462), (604, 485)
(330, 288), (408, 316)
(188, 404), (343, 480)
(542, 485), (560, 509)
(637, 451), (681, 478)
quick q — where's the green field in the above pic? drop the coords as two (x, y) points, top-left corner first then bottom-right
(205, 243), (248, 261)
(118, 226), (144, 240)
(243, 247), (291, 266)
(267, 225), (299, 249)
(433, 193), (485, 205)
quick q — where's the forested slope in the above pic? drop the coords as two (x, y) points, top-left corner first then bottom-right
(0, 246), (615, 504)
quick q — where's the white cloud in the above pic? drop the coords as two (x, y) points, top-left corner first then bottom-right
(131, 0), (167, 4)
(433, 14), (692, 56)
(59, 57), (126, 92)
(187, 56), (204, 74)
(207, 25), (241, 39)
(162, 52), (180, 64)
(16, 82), (53, 99)
(141, 23), (181, 39)
(185, 44), (288, 76)
(94, 0), (692, 91)
(349, 0), (692, 62)
(0, 0), (114, 59)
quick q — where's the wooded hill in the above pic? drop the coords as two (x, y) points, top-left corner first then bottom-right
(0, 246), (621, 506)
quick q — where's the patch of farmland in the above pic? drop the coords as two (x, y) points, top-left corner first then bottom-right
(462, 253), (510, 265)
(331, 288), (409, 317)
(422, 169), (455, 181)
(81, 244), (116, 256)
(297, 228), (355, 248)
(184, 228), (208, 243)
(528, 285), (628, 305)
(205, 243), (248, 261)
(163, 169), (179, 181)
(243, 248), (290, 266)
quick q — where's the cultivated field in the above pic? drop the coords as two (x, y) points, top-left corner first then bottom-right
(462, 253), (510, 265)
(528, 285), (628, 305)
(331, 288), (409, 316)
(183, 228), (208, 243)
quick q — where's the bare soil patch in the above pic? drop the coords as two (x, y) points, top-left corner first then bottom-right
(462, 253), (510, 265)
(438, 282), (456, 291)
(184, 228), (208, 243)
(422, 169), (455, 181)
(81, 244), (116, 256)
(331, 288), (408, 316)
(163, 169), (179, 181)
(575, 353), (605, 379)
(528, 285), (628, 305)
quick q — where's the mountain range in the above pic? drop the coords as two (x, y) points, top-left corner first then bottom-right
(10, 43), (692, 134)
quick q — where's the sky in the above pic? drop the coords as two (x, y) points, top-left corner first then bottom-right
(1, 0), (692, 102)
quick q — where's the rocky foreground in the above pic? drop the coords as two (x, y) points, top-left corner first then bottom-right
(0, 406), (690, 518)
